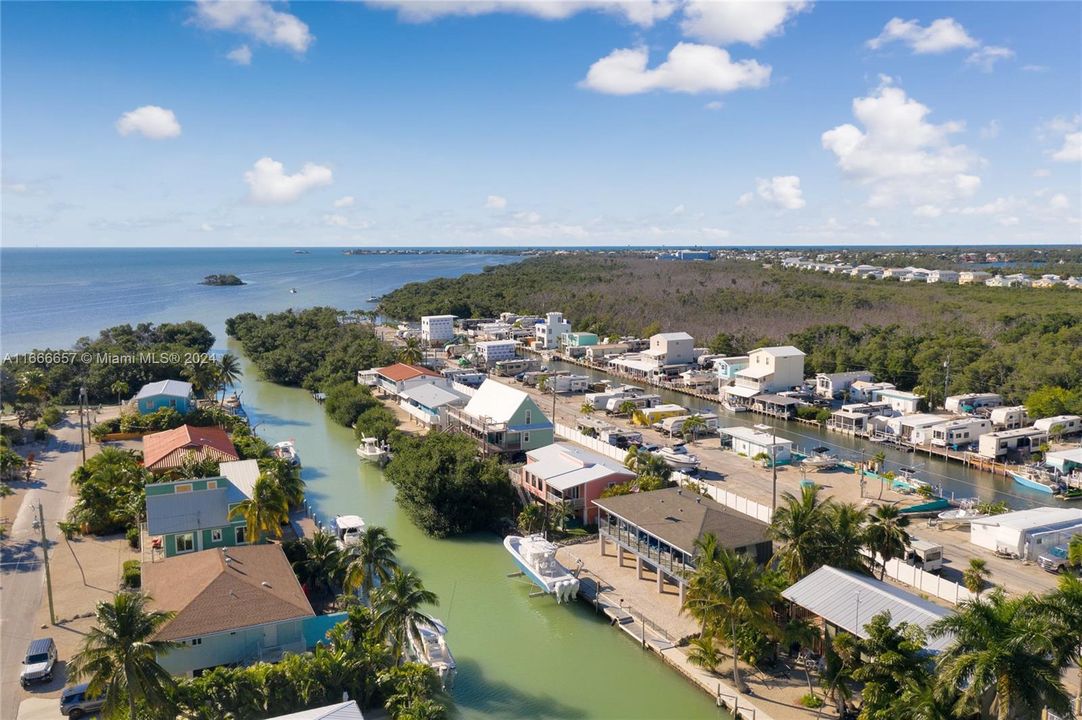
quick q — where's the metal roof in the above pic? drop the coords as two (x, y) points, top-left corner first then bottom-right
(524, 442), (634, 491)
(399, 381), (468, 409)
(752, 345), (805, 357)
(781, 566), (953, 653)
(267, 701), (365, 720)
(462, 379), (540, 424)
(146, 486), (231, 535)
(719, 426), (793, 446)
(134, 379), (193, 400)
(218, 459), (260, 500)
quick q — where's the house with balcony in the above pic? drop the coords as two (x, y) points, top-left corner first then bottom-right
(142, 425), (239, 474)
(814, 371), (875, 399)
(145, 475), (251, 557)
(733, 346), (806, 395)
(133, 379), (194, 415)
(535, 312), (572, 350)
(445, 379), (552, 455)
(420, 315), (457, 344)
(871, 388), (925, 415)
(398, 381), (470, 428)
(518, 443), (635, 525)
(369, 363), (441, 397)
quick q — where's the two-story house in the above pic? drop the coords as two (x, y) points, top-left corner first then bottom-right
(734, 346), (806, 394)
(142, 425), (239, 474)
(145, 475), (251, 557)
(518, 442), (635, 525)
(445, 379), (553, 455)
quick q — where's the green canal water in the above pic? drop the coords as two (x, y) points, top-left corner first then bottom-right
(232, 345), (727, 720)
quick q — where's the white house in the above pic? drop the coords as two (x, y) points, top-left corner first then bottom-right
(719, 426), (793, 463)
(1033, 415), (1082, 437)
(945, 393), (1002, 414)
(884, 413), (951, 441)
(735, 346), (806, 394)
(420, 315), (457, 344)
(926, 269), (959, 283)
(535, 312), (572, 350)
(475, 340), (518, 367)
(814, 371), (875, 399)
(849, 380), (896, 403)
(958, 271), (992, 285)
(871, 388), (925, 415)
(978, 426), (1048, 459)
(989, 405), (1028, 430)
(926, 417), (993, 448)
(970, 507), (1082, 560)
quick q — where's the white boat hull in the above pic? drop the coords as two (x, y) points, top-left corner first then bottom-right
(504, 535), (580, 603)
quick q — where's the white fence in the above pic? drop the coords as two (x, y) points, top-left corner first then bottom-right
(880, 557), (976, 605)
(554, 423), (628, 463)
(452, 381), (477, 397)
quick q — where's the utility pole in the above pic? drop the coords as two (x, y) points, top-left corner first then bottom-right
(771, 418), (778, 511)
(942, 356), (951, 410)
(78, 385), (88, 464)
(38, 503), (56, 625)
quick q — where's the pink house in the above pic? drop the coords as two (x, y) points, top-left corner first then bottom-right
(519, 443), (636, 525)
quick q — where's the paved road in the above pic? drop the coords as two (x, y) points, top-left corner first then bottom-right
(1, 418), (89, 720)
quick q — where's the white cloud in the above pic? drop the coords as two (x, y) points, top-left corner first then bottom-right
(323, 213), (370, 230)
(227, 44), (253, 65)
(244, 157), (333, 204)
(1052, 132), (1082, 162)
(1022, 64), (1049, 73)
(115, 105), (182, 139)
(582, 43), (770, 96)
(513, 210), (542, 224)
(821, 81), (981, 207)
(679, 1), (810, 46)
(1049, 193), (1070, 210)
(755, 176), (805, 209)
(914, 205), (942, 218)
(333, 196), (356, 208)
(966, 46), (1015, 72)
(484, 194), (507, 209)
(736, 192), (754, 207)
(1033, 168), (1052, 178)
(866, 17), (978, 54)
(958, 197), (1013, 216)
(671, 203), (686, 215)
(978, 120), (1000, 140)
(367, 1), (675, 27)
(704, 100), (724, 111)
(194, 0), (313, 54)
(200, 223), (215, 232)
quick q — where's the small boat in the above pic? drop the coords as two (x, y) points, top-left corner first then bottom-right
(273, 440), (301, 467)
(657, 445), (701, 470)
(937, 500), (987, 525)
(407, 618), (456, 689)
(503, 534), (580, 603)
(721, 400), (747, 413)
(330, 515), (366, 551)
(801, 446), (839, 470)
(1009, 469), (1057, 495)
(289, 288), (298, 294)
(367, 295), (378, 302)
(222, 392), (241, 409)
(356, 437), (388, 464)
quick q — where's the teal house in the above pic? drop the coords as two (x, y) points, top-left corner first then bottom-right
(145, 473), (251, 557)
(563, 332), (600, 347)
(134, 379), (194, 415)
(446, 379), (553, 456)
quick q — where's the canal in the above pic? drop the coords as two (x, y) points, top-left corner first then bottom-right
(231, 345), (728, 720)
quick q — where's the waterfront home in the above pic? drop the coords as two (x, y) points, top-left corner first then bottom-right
(1033, 414), (1082, 437)
(1045, 448), (1082, 475)
(543, 373), (591, 393)
(144, 545), (342, 677)
(944, 392), (1002, 414)
(445, 379), (553, 455)
(133, 379), (194, 415)
(642, 332), (696, 368)
(266, 702), (364, 720)
(518, 442), (635, 524)
(958, 270), (992, 285)
(989, 405), (1028, 430)
(142, 425), (239, 474)
(594, 487), (772, 603)
(782, 566), (952, 653)
(145, 475), (250, 557)
(969, 507), (1082, 560)
(584, 342), (629, 365)
(926, 269), (960, 283)
(362, 362), (441, 397)
(750, 393), (800, 419)
(870, 387), (924, 415)
(734, 346), (805, 395)
(713, 355), (750, 382)
(562, 331), (599, 348)
(398, 381), (470, 428)
(493, 357), (540, 377)
(849, 380), (896, 403)
(926, 417), (993, 448)
(420, 315), (457, 344)
(977, 426), (1048, 460)
(535, 312), (572, 350)
(678, 369), (717, 389)
(814, 370), (875, 399)
(475, 340), (518, 367)
(881, 413), (950, 442)
(719, 426), (793, 463)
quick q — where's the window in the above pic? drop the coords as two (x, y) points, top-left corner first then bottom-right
(170, 398), (177, 408)
(235, 526), (247, 544)
(204, 480), (217, 490)
(210, 529), (223, 543)
(190, 638), (202, 646)
(174, 483), (193, 494)
(176, 533), (195, 553)
(523, 432), (530, 444)
(524, 410), (532, 425)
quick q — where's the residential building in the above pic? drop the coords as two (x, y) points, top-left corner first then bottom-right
(883, 413), (950, 441)
(782, 566), (952, 653)
(594, 487), (772, 603)
(144, 545), (342, 676)
(944, 393), (1002, 414)
(713, 355), (750, 383)
(145, 476), (249, 557)
(925, 417), (993, 448)
(734, 346), (806, 394)
(142, 425), (239, 474)
(644, 332), (696, 367)
(1031, 274), (1064, 288)
(814, 371), (875, 399)
(849, 380), (896, 403)
(871, 388), (925, 415)
(133, 379), (194, 415)
(562, 332), (599, 348)
(969, 507), (1082, 560)
(398, 381), (470, 428)
(445, 379), (553, 455)
(989, 405), (1028, 430)
(543, 374), (591, 393)
(1033, 415), (1082, 437)
(719, 426), (793, 463)
(958, 271), (992, 285)
(827, 401), (895, 434)
(471, 340), (515, 367)
(535, 312), (572, 350)
(369, 363), (441, 396)
(926, 269), (959, 283)
(977, 426), (1048, 459)
(476, 321), (514, 340)
(420, 315), (456, 344)
(1046, 448), (1082, 475)
(750, 394), (800, 419)
(518, 443), (635, 524)
(985, 273), (1031, 288)
(584, 343), (629, 364)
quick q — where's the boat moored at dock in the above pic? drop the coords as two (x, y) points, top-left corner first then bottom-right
(273, 440), (301, 466)
(330, 514), (366, 551)
(504, 534), (580, 603)
(407, 618), (456, 689)
(356, 437), (389, 464)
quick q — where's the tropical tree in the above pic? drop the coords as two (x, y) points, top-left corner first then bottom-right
(258, 456), (305, 508)
(397, 337), (423, 366)
(682, 536), (778, 692)
(864, 503), (910, 579)
(17, 369), (49, 402)
(962, 558), (991, 599)
(294, 532), (345, 605)
(680, 414), (707, 443)
(1068, 533), (1082, 569)
(0, 447), (26, 481)
(110, 380), (130, 408)
(820, 631), (858, 717)
(344, 525), (401, 605)
(217, 352), (243, 403)
(1037, 574), (1082, 712)
(685, 636), (722, 674)
(228, 474), (289, 542)
(68, 591), (179, 720)
(853, 613), (935, 720)
(517, 503), (544, 534)
(580, 402), (595, 415)
(825, 503), (871, 575)
(182, 360), (220, 400)
(930, 590), (1072, 720)
(616, 400), (638, 417)
(768, 484), (834, 583)
(372, 568), (439, 664)
(870, 450), (886, 473)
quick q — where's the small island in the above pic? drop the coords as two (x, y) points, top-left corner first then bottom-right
(200, 274), (246, 286)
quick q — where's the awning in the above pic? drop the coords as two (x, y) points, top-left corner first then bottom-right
(723, 385), (760, 399)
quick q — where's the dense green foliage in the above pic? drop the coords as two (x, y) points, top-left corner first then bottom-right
(200, 274), (245, 286)
(384, 432), (515, 537)
(324, 381), (379, 427)
(68, 447), (150, 535)
(227, 307), (394, 391)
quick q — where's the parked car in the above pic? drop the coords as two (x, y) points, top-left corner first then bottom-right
(1037, 545), (1074, 574)
(60, 683), (105, 718)
(20, 637), (57, 687)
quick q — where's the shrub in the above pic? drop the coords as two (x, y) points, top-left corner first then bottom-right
(31, 421), (49, 441)
(122, 560), (141, 588)
(798, 693), (824, 709)
(354, 405), (398, 443)
(325, 381), (380, 428)
(91, 419), (121, 440)
(42, 406), (63, 427)
(57, 520), (80, 540)
(126, 526), (141, 548)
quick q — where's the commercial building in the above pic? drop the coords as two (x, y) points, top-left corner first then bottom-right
(420, 315), (457, 344)
(969, 507), (1082, 560)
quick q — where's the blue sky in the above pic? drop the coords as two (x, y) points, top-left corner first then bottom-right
(2, 1), (1080, 247)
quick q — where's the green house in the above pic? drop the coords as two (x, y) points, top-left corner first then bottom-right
(446, 379), (554, 456)
(563, 332), (599, 347)
(145, 475), (250, 557)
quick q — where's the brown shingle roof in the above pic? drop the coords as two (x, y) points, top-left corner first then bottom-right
(593, 487), (770, 555)
(376, 363), (439, 383)
(144, 544), (315, 641)
(142, 425), (239, 472)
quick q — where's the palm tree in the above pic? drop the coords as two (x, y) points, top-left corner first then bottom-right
(580, 402), (594, 415)
(820, 631), (858, 717)
(110, 380), (130, 408)
(182, 361), (220, 400)
(228, 474), (289, 542)
(616, 400), (638, 417)
(930, 590), (1072, 720)
(681, 415), (707, 443)
(864, 503), (910, 579)
(682, 536), (778, 692)
(826, 503), (870, 575)
(1068, 533), (1082, 569)
(345, 526), (401, 605)
(296, 531), (345, 604)
(68, 591), (179, 720)
(17, 369), (49, 402)
(1037, 574), (1082, 713)
(258, 457), (305, 509)
(768, 484), (834, 583)
(870, 450), (886, 474)
(217, 352), (242, 404)
(397, 337), (423, 366)
(372, 568), (439, 664)
(517, 503), (544, 534)
(962, 558), (990, 598)
(686, 636), (722, 674)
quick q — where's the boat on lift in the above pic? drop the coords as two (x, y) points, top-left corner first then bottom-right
(272, 440), (301, 467)
(504, 534), (580, 603)
(356, 437), (388, 464)
(407, 618), (456, 689)
(330, 515), (366, 551)
(657, 445), (702, 471)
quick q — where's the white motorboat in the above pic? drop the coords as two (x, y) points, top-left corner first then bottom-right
(657, 445), (701, 470)
(330, 514), (366, 551)
(801, 446), (839, 470)
(355, 437), (388, 463)
(503, 534), (580, 603)
(937, 502), (987, 525)
(721, 400), (747, 413)
(273, 440), (301, 467)
(407, 618), (456, 689)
